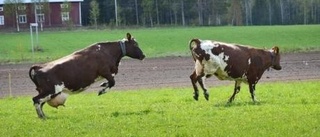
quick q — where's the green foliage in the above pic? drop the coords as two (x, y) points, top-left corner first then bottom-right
(0, 25), (319, 63)
(0, 81), (319, 136)
(89, 0), (99, 29)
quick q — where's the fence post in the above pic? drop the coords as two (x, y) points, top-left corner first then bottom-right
(8, 72), (12, 97)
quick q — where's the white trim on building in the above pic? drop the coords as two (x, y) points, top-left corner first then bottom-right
(0, 0), (83, 4)
(0, 15), (4, 25)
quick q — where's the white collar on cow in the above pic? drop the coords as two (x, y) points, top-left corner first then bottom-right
(119, 40), (126, 57)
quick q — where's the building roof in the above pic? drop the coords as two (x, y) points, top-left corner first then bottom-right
(0, 0), (83, 5)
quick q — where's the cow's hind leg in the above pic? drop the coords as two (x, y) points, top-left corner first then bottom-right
(190, 70), (199, 101)
(198, 76), (209, 101)
(32, 92), (53, 119)
(248, 82), (257, 102)
(228, 81), (242, 103)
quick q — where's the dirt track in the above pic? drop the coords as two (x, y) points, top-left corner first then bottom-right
(0, 52), (319, 97)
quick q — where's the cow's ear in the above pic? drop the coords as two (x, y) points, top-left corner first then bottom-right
(127, 33), (132, 41)
(273, 46), (279, 54)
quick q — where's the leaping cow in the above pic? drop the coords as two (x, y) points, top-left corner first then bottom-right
(189, 39), (281, 103)
(29, 33), (145, 118)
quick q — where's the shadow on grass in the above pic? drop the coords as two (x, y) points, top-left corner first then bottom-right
(214, 101), (266, 108)
(111, 109), (164, 117)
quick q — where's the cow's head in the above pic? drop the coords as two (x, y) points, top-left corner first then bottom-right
(124, 33), (145, 60)
(270, 46), (282, 70)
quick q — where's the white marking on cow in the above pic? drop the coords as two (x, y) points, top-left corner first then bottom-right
(200, 40), (218, 49)
(112, 73), (116, 77)
(195, 60), (203, 76)
(200, 50), (230, 80)
(96, 45), (101, 51)
(242, 73), (248, 82)
(224, 55), (229, 61)
(55, 83), (65, 94)
(39, 95), (52, 103)
(248, 58), (251, 65)
(54, 83), (81, 94)
(213, 41), (240, 50)
(235, 81), (242, 93)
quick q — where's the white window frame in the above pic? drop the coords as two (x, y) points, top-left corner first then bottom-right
(0, 7), (3, 12)
(18, 5), (26, 10)
(19, 15), (27, 24)
(37, 13), (45, 22)
(60, 4), (69, 9)
(0, 16), (4, 25)
(36, 5), (43, 10)
(61, 12), (69, 21)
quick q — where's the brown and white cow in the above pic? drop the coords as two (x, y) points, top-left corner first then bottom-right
(29, 33), (145, 118)
(189, 39), (281, 103)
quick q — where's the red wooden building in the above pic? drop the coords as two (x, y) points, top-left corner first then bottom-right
(0, 0), (83, 30)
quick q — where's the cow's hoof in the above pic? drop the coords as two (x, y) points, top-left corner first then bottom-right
(98, 88), (108, 96)
(193, 95), (199, 101)
(38, 115), (46, 119)
(35, 103), (46, 119)
(204, 95), (209, 101)
(36, 110), (46, 119)
(98, 91), (105, 96)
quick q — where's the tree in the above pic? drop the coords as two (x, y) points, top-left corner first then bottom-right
(90, 0), (99, 29)
(243, 0), (254, 25)
(135, 0), (139, 25)
(267, 0), (272, 25)
(181, 0), (185, 26)
(252, 0), (269, 25)
(141, 0), (154, 27)
(79, 0), (320, 27)
(229, 0), (242, 26)
(41, 0), (51, 26)
(197, 0), (204, 25)
(171, 0), (180, 25)
(4, 0), (24, 31)
(210, 0), (228, 25)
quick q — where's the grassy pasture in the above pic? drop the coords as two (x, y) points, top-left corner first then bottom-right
(0, 25), (320, 63)
(0, 81), (319, 136)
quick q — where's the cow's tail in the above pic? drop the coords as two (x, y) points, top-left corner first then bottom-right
(29, 65), (41, 87)
(189, 39), (200, 62)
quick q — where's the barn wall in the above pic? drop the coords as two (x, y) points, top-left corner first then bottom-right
(0, 1), (81, 30)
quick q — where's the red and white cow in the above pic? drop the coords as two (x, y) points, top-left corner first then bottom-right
(189, 39), (282, 103)
(29, 33), (145, 118)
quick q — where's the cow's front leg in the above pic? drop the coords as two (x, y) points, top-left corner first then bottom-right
(228, 81), (242, 103)
(190, 70), (199, 101)
(98, 73), (115, 96)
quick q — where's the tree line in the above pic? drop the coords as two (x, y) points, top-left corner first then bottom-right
(83, 0), (320, 27)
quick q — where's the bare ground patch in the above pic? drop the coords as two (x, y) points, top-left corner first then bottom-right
(0, 52), (319, 97)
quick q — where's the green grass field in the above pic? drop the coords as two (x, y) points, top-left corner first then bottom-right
(1, 25), (319, 136)
(1, 25), (320, 63)
(0, 81), (319, 136)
